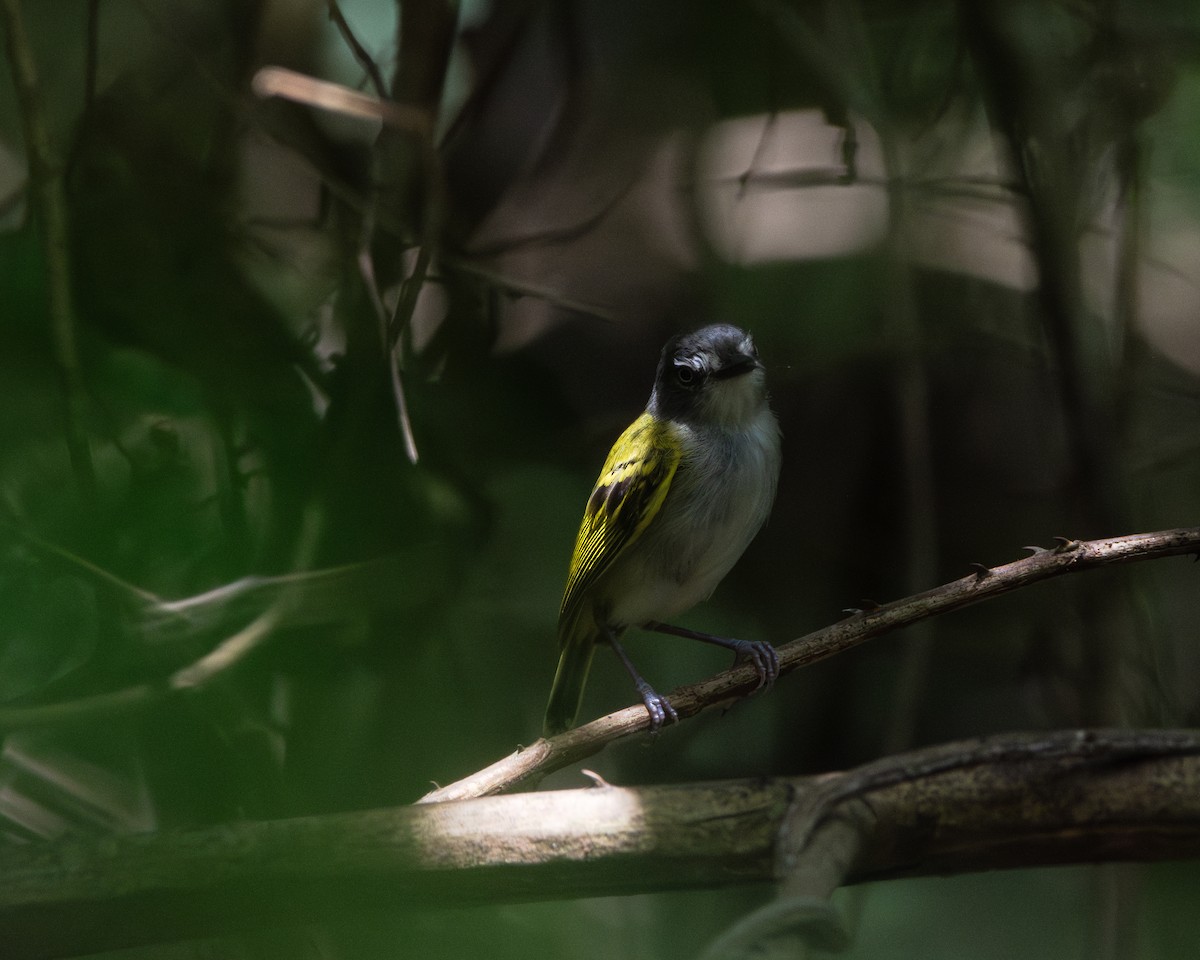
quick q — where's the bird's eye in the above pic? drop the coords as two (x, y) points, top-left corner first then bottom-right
(674, 361), (698, 386)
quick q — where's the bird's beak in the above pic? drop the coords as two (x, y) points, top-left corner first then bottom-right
(711, 353), (761, 380)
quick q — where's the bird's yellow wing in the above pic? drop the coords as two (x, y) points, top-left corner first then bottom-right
(558, 412), (682, 634)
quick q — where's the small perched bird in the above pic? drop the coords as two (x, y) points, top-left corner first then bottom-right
(545, 324), (782, 736)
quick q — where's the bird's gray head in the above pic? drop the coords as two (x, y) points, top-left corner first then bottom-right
(648, 324), (768, 428)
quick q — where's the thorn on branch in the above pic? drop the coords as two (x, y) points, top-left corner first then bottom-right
(1023, 545), (1048, 555)
(968, 562), (992, 579)
(1053, 537), (1082, 553)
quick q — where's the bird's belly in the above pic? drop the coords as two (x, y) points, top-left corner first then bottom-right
(609, 535), (739, 624)
(605, 534), (753, 626)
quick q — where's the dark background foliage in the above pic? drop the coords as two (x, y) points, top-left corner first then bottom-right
(1, 0), (1199, 956)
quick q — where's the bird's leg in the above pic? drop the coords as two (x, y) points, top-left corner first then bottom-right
(603, 626), (678, 733)
(643, 621), (780, 691)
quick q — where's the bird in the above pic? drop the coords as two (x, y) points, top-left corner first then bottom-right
(544, 324), (782, 736)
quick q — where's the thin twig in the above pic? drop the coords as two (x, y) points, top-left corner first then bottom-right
(4, 503), (435, 651)
(960, 2), (1121, 531)
(252, 66), (433, 138)
(420, 526), (1200, 802)
(325, 0), (387, 98)
(0, 505), (325, 733)
(383, 244), (432, 467)
(253, 65), (434, 463)
(388, 324), (420, 464)
(458, 172), (638, 258)
(750, 0), (879, 126)
(445, 261), (621, 323)
(122, 2), (398, 247)
(357, 213), (421, 463)
(1, 507), (165, 609)
(1, 0), (96, 499)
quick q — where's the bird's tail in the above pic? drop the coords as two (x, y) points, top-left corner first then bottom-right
(544, 612), (597, 736)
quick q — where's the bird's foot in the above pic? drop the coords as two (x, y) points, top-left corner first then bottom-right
(729, 638), (780, 691)
(634, 679), (679, 734)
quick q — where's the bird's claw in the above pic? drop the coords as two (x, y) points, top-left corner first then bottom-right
(732, 639), (780, 692)
(637, 682), (679, 734)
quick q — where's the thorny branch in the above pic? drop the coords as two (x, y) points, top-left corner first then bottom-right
(421, 526), (1200, 802)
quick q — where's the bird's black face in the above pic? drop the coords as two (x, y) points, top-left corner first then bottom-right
(649, 324), (765, 425)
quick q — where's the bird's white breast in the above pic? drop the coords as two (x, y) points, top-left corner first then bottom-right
(605, 406), (781, 627)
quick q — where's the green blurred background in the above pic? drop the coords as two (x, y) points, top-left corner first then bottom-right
(2, 0), (1200, 956)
